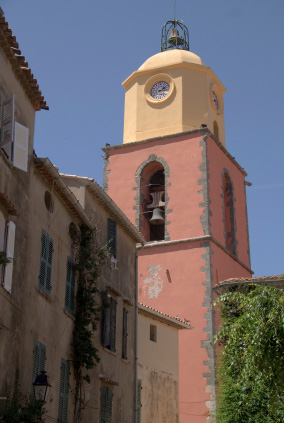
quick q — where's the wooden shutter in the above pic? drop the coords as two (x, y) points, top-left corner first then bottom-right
(122, 308), (128, 359)
(100, 386), (112, 423)
(109, 297), (117, 352)
(39, 231), (53, 294)
(101, 291), (108, 346)
(0, 211), (5, 251)
(3, 221), (16, 293)
(65, 258), (76, 314)
(13, 122), (29, 172)
(58, 359), (70, 423)
(31, 341), (46, 393)
(0, 96), (14, 161)
(137, 379), (142, 423)
(107, 219), (117, 257)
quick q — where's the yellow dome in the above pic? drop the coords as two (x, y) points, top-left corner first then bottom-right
(139, 49), (203, 70)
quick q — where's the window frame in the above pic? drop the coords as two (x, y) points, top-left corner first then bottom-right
(65, 257), (76, 315)
(38, 230), (53, 295)
(101, 292), (117, 352)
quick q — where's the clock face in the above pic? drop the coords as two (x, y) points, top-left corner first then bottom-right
(212, 91), (219, 110)
(151, 81), (170, 100)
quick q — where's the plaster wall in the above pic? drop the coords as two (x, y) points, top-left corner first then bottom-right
(106, 133), (206, 241)
(138, 241), (211, 422)
(123, 61), (226, 146)
(138, 313), (180, 423)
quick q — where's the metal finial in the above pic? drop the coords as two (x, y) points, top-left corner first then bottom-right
(174, 0), (176, 20)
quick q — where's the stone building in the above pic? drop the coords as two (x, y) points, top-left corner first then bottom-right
(0, 10), (145, 423)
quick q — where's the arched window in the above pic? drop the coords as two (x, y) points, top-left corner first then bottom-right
(223, 172), (236, 255)
(140, 162), (165, 242)
(213, 120), (219, 139)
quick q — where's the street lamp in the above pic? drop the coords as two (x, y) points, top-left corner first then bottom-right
(33, 371), (51, 403)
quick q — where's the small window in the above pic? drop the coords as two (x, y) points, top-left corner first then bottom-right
(44, 191), (54, 213)
(65, 258), (76, 315)
(102, 293), (117, 352)
(99, 386), (112, 423)
(213, 120), (219, 139)
(58, 358), (70, 423)
(39, 230), (53, 294)
(107, 219), (117, 258)
(0, 95), (29, 172)
(122, 308), (128, 359)
(150, 325), (157, 342)
(31, 341), (46, 394)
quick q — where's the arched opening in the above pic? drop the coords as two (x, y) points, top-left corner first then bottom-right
(213, 120), (219, 139)
(140, 162), (165, 242)
(223, 172), (236, 255)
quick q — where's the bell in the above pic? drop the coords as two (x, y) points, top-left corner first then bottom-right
(168, 28), (184, 46)
(150, 208), (164, 225)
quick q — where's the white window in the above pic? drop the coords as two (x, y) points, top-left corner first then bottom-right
(0, 211), (16, 293)
(0, 95), (29, 172)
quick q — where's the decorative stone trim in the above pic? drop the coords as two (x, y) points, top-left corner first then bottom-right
(99, 375), (119, 386)
(105, 285), (121, 297)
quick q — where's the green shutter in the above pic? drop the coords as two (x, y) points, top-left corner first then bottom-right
(137, 379), (142, 423)
(65, 258), (76, 315)
(107, 219), (117, 257)
(101, 291), (108, 346)
(39, 230), (53, 294)
(58, 358), (70, 423)
(31, 341), (46, 394)
(122, 308), (128, 359)
(100, 386), (112, 423)
(109, 297), (117, 352)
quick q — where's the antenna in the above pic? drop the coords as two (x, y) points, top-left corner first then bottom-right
(174, 0), (176, 20)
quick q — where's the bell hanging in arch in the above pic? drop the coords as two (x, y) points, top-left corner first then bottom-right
(150, 208), (165, 225)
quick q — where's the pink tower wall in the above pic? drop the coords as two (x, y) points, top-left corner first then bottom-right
(104, 131), (252, 423)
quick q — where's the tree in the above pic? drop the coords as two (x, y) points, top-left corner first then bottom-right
(214, 284), (284, 423)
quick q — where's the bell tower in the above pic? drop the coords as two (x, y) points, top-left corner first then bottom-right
(103, 18), (252, 423)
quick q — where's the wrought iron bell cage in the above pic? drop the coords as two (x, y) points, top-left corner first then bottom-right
(161, 19), (189, 52)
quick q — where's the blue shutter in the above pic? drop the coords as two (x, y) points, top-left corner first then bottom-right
(58, 358), (70, 423)
(100, 386), (112, 423)
(65, 258), (76, 315)
(107, 219), (117, 257)
(31, 341), (46, 394)
(122, 308), (128, 359)
(39, 230), (53, 294)
(109, 297), (117, 352)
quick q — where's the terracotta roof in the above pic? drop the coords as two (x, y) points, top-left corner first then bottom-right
(214, 275), (284, 290)
(138, 303), (192, 329)
(0, 9), (48, 111)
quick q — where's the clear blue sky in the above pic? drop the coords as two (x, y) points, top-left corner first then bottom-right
(2, 0), (284, 277)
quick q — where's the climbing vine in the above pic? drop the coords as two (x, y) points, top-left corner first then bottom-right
(214, 284), (284, 423)
(70, 224), (107, 423)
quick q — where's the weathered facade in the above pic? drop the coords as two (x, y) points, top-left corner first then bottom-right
(137, 304), (190, 423)
(0, 10), (145, 422)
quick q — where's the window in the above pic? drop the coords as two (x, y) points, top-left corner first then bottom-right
(102, 293), (117, 352)
(39, 230), (53, 294)
(137, 379), (142, 423)
(65, 258), (76, 315)
(0, 95), (29, 172)
(140, 163), (165, 242)
(150, 325), (157, 342)
(58, 358), (70, 423)
(213, 120), (219, 139)
(0, 212), (16, 293)
(223, 172), (236, 256)
(122, 308), (128, 359)
(107, 219), (117, 258)
(99, 386), (112, 423)
(32, 341), (46, 392)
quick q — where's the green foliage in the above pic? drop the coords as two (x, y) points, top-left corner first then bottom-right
(1, 387), (44, 423)
(0, 251), (11, 266)
(70, 224), (107, 422)
(214, 284), (284, 423)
